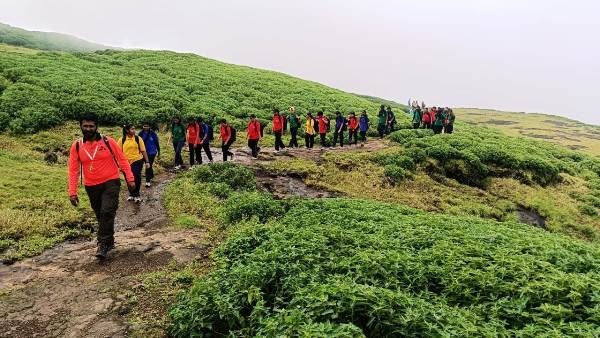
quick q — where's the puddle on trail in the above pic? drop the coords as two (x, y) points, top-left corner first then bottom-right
(254, 170), (338, 199)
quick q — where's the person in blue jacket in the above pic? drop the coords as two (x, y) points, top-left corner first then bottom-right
(359, 110), (370, 146)
(138, 122), (160, 187)
(197, 117), (214, 164)
(332, 111), (347, 147)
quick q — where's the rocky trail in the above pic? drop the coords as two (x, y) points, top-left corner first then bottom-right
(0, 140), (388, 337)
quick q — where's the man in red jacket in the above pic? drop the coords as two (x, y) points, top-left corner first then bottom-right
(68, 113), (135, 260)
(247, 114), (262, 159)
(272, 108), (286, 152)
(347, 112), (359, 145)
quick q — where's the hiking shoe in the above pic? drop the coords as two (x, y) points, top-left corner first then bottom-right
(145, 182), (151, 187)
(134, 197), (142, 203)
(96, 242), (114, 260)
(174, 165), (181, 170)
(127, 196), (134, 201)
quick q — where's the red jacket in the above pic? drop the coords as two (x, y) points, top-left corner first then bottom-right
(187, 122), (200, 144)
(422, 111), (431, 123)
(247, 120), (261, 140)
(318, 116), (328, 134)
(272, 114), (284, 132)
(348, 116), (359, 130)
(220, 125), (232, 143)
(68, 136), (134, 196)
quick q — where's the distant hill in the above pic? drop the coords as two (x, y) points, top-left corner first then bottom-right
(457, 108), (600, 156)
(0, 22), (114, 52)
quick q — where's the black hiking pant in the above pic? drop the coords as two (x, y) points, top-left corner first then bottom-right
(348, 129), (358, 145)
(289, 127), (299, 147)
(274, 131), (285, 151)
(198, 143), (213, 163)
(129, 159), (144, 197)
(377, 125), (385, 139)
(360, 131), (367, 143)
(85, 179), (120, 246)
(189, 144), (201, 166)
(444, 124), (454, 134)
(145, 154), (156, 182)
(319, 133), (327, 147)
(304, 133), (315, 148)
(332, 131), (344, 147)
(222, 139), (234, 161)
(413, 123), (420, 129)
(432, 125), (443, 134)
(248, 139), (259, 158)
(173, 141), (184, 166)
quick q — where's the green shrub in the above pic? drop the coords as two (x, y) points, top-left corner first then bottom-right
(190, 162), (256, 191)
(170, 199), (600, 337)
(0, 111), (9, 132)
(383, 165), (410, 184)
(579, 204), (598, 217)
(224, 191), (283, 224)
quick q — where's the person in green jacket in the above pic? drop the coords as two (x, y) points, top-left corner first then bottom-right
(412, 107), (422, 129)
(288, 106), (300, 148)
(432, 108), (445, 134)
(385, 106), (396, 134)
(444, 108), (456, 134)
(377, 105), (388, 139)
(170, 116), (185, 169)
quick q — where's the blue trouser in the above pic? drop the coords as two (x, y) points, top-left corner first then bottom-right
(173, 140), (184, 166)
(130, 159), (144, 197)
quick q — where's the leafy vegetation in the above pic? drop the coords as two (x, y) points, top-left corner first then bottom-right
(0, 47), (404, 134)
(169, 196), (600, 337)
(0, 22), (113, 52)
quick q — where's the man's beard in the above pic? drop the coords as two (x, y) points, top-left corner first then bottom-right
(82, 129), (97, 140)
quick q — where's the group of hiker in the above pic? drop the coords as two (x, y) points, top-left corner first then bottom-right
(67, 103), (455, 260)
(409, 101), (456, 134)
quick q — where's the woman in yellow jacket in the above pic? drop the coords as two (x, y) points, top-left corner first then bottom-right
(118, 124), (150, 203)
(304, 112), (316, 149)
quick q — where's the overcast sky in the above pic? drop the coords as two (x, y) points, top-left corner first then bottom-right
(1, 0), (599, 125)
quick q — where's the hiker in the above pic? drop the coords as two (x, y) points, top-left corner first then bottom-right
(421, 108), (431, 129)
(170, 117), (185, 170)
(386, 106), (396, 134)
(272, 108), (286, 152)
(138, 122), (160, 187)
(412, 106), (422, 129)
(347, 112), (359, 146)
(332, 111), (346, 147)
(445, 108), (455, 134)
(247, 114), (261, 158)
(377, 105), (387, 139)
(428, 107), (437, 129)
(288, 106), (300, 148)
(68, 113), (135, 260)
(359, 110), (370, 145)
(118, 124), (150, 203)
(186, 117), (201, 167)
(317, 111), (329, 148)
(432, 108), (445, 134)
(197, 117), (214, 164)
(220, 119), (235, 161)
(304, 112), (316, 149)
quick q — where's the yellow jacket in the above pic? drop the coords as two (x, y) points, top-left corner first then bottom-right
(305, 118), (316, 135)
(117, 135), (146, 163)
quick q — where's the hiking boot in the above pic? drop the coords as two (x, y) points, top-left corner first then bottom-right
(134, 196), (142, 203)
(145, 182), (151, 187)
(96, 242), (114, 260)
(127, 196), (134, 201)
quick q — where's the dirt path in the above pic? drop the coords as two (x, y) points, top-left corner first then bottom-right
(0, 173), (209, 338)
(0, 139), (388, 337)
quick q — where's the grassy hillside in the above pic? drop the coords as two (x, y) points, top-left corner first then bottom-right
(167, 163), (600, 337)
(0, 47), (403, 135)
(457, 108), (600, 156)
(0, 22), (113, 52)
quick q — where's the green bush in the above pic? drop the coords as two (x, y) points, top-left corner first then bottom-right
(224, 191), (283, 224)
(190, 162), (256, 191)
(383, 165), (410, 184)
(170, 199), (600, 337)
(579, 204), (598, 217)
(0, 111), (9, 132)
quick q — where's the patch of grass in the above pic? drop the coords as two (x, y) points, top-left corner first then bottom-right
(169, 198), (600, 337)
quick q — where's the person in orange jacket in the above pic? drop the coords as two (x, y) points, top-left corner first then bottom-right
(317, 111), (329, 148)
(68, 113), (135, 260)
(186, 117), (201, 167)
(347, 112), (359, 145)
(272, 108), (286, 152)
(247, 114), (262, 159)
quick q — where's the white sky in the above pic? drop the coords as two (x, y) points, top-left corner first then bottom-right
(1, 0), (599, 125)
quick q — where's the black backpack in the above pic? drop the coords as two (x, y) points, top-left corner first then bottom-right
(230, 126), (237, 142)
(260, 122), (266, 137)
(121, 135), (141, 152)
(208, 124), (214, 141)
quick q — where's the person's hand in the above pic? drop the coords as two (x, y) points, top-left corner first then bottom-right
(145, 162), (151, 169)
(127, 181), (136, 191)
(193, 143), (197, 148)
(69, 195), (79, 207)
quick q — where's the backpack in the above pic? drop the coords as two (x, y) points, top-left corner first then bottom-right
(230, 126), (237, 142)
(121, 135), (141, 153)
(208, 124), (214, 141)
(342, 118), (348, 132)
(260, 122), (266, 137)
(283, 115), (288, 132)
